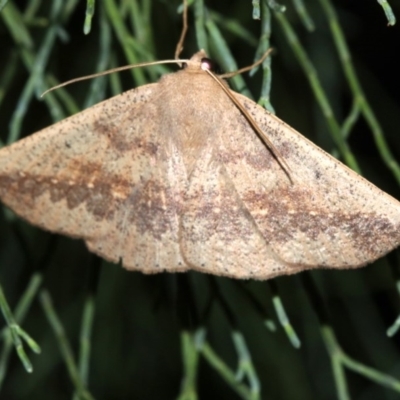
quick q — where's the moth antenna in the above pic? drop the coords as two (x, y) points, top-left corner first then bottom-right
(204, 68), (292, 179)
(41, 59), (190, 97)
(219, 48), (273, 79)
(175, 0), (189, 61)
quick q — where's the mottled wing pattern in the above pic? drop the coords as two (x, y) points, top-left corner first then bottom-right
(0, 84), (187, 273)
(216, 91), (400, 278)
(179, 80), (400, 279)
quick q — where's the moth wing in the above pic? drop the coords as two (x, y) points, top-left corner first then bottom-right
(0, 84), (188, 273)
(180, 91), (400, 280)
(222, 92), (400, 277)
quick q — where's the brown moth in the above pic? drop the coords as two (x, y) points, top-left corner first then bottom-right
(1, 50), (400, 280)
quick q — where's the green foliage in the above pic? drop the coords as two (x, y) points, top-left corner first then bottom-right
(1, 1), (400, 399)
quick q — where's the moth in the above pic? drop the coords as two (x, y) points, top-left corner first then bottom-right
(0, 50), (400, 280)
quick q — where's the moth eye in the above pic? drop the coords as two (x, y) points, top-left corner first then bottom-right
(200, 58), (221, 74)
(181, 62), (188, 69)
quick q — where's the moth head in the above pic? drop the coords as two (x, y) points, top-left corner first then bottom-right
(181, 50), (221, 75)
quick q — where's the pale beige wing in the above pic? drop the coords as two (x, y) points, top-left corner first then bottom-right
(179, 88), (400, 280)
(219, 92), (400, 277)
(0, 84), (188, 273)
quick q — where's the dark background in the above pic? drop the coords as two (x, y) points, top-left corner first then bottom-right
(1, 1), (400, 399)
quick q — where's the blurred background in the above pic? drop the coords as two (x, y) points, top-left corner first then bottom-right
(1, 0), (400, 399)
